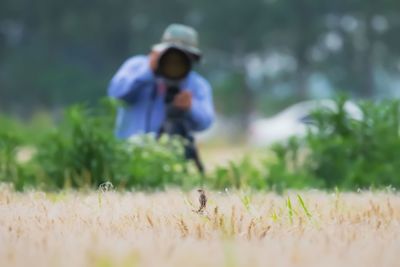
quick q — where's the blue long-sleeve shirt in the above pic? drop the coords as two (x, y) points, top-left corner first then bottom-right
(108, 55), (215, 139)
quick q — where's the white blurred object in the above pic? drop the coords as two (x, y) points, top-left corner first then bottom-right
(16, 147), (36, 164)
(248, 99), (362, 147)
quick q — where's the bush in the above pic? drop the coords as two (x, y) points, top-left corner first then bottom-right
(0, 120), (38, 190)
(210, 156), (265, 190)
(3, 96), (400, 192)
(30, 101), (200, 190)
(266, 138), (323, 192)
(120, 135), (201, 189)
(208, 139), (322, 192)
(0, 131), (22, 187)
(268, 97), (400, 190)
(33, 103), (123, 189)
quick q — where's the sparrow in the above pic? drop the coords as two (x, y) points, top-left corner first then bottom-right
(196, 189), (207, 213)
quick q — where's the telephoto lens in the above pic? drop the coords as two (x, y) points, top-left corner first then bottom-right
(157, 47), (192, 80)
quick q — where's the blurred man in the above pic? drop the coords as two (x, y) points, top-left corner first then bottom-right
(108, 24), (214, 171)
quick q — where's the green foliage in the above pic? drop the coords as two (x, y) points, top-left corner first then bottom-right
(266, 138), (323, 192)
(286, 197), (294, 224)
(0, 112), (53, 145)
(210, 97), (400, 191)
(0, 100), (201, 190)
(34, 103), (122, 189)
(0, 131), (21, 186)
(2, 97), (400, 191)
(304, 97), (400, 189)
(119, 135), (201, 189)
(210, 157), (265, 190)
(297, 194), (312, 219)
(0, 117), (37, 190)
(268, 97), (400, 190)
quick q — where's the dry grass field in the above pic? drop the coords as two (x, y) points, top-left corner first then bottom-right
(0, 186), (399, 267)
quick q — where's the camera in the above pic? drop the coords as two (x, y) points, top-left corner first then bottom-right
(155, 46), (193, 128)
(156, 47), (192, 81)
(155, 47), (204, 173)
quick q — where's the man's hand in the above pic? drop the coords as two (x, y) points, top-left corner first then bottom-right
(173, 91), (192, 110)
(149, 50), (160, 72)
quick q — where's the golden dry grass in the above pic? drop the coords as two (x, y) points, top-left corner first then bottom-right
(0, 187), (399, 267)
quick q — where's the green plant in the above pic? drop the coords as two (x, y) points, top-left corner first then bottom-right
(266, 96), (400, 190)
(297, 194), (312, 219)
(120, 134), (201, 189)
(210, 156), (266, 190)
(306, 97), (400, 188)
(33, 102), (124, 189)
(286, 196), (296, 224)
(266, 137), (322, 192)
(0, 126), (38, 190)
(0, 100), (204, 190)
(0, 131), (20, 184)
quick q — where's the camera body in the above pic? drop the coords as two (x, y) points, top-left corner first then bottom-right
(160, 84), (189, 137)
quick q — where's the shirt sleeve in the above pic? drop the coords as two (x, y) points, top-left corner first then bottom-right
(108, 56), (154, 103)
(187, 74), (215, 132)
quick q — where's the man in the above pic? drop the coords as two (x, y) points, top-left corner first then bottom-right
(108, 24), (214, 139)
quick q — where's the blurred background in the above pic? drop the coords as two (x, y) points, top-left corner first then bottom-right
(1, 0), (400, 143)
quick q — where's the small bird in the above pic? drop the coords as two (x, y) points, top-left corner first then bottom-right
(196, 189), (207, 213)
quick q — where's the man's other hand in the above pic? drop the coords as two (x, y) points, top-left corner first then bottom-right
(149, 51), (160, 72)
(173, 91), (192, 110)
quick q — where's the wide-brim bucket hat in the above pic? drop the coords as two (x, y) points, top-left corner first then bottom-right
(152, 24), (202, 61)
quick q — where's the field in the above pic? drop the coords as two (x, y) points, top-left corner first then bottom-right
(1, 187), (399, 267)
